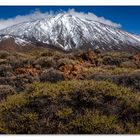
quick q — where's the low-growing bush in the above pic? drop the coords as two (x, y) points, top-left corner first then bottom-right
(0, 85), (16, 100)
(33, 57), (56, 69)
(40, 68), (64, 82)
(14, 74), (40, 91)
(6, 112), (39, 134)
(102, 55), (121, 66)
(0, 64), (13, 77)
(120, 61), (137, 69)
(101, 52), (134, 66)
(9, 56), (30, 69)
(57, 58), (77, 67)
(0, 49), (140, 134)
(1, 80), (139, 134)
(0, 51), (10, 59)
(0, 59), (8, 65)
(40, 50), (54, 57)
(70, 110), (123, 134)
(88, 72), (140, 92)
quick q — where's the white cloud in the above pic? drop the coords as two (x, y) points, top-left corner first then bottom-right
(67, 9), (121, 28)
(0, 8), (121, 30)
(0, 10), (54, 30)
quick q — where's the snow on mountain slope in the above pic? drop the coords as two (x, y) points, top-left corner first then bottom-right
(0, 12), (140, 51)
(0, 35), (30, 46)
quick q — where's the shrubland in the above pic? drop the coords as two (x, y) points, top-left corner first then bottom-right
(0, 48), (140, 134)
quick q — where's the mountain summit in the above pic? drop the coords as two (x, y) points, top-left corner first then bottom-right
(0, 12), (140, 52)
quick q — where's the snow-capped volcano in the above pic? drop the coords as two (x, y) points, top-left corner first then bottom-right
(0, 12), (140, 51)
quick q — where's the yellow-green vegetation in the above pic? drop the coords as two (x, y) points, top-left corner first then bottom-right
(0, 93), (27, 112)
(0, 80), (140, 134)
(71, 110), (123, 134)
(0, 49), (140, 134)
(7, 112), (39, 134)
(55, 107), (73, 119)
(0, 85), (16, 100)
(82, 66), (140, 77)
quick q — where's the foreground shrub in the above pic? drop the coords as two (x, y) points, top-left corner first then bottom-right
(0, 51), (10, 59)
(88, 72), (140, 92)
(120, 61), (137, 69)
(71, 110), (122, 134)
(6, 112), (39, 134)
(40, 50), (54, 57)
(0, 64), (13, 77)
(0, 93), (27, 113)
(8, 56), (30, 69)
(57, 58), (77, 66)
(102, 55), (121, 66)
(0, 85), (16, 100)
(14, 74), (40, 91)
(101, 52), (133, 66)
(33, 57), (56, 69)
(40, 68), (64, 82)
(0, 49), (140, 134)
(0, 80), (139, 134)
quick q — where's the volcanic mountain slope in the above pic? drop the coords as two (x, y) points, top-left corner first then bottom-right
(0, 12), (140, 52)
(0, 35), (63, 52)
(0, 35), (38, 52)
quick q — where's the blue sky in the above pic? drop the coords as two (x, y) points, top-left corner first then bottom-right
(0, 6), (139, 34)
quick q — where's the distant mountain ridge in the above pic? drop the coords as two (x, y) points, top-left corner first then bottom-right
(0, 12), (140, 52)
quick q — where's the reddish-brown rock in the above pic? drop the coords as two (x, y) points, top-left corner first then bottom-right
(75, 50), (97, 65)
(58, 63), (82, 79)
(15, 65), (40, 76)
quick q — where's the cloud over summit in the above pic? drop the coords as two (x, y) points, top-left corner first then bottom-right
(67, 9), (121, 28)
(0, 9), (121, 30)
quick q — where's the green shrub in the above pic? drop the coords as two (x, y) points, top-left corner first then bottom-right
(120, 61), (137, 69)
(0, 80), (140, 134)
(133, 61), (140, 68)
(14, 74), (40, 91)
(0, 85), (16, 100)
(71, 110), (123, 134)
(87, 70), (140, 92)
(40, 68), (64, 83)
(0, 59), (8, 65)
(0, 93), (27, 113)
(40, 50), (54, 57)
(0, 49), (140, 134)
(55, 107), (73, 119)
(124, 122), (140, 134)
(0, 64), (13, 77)
(9, 56), (30, 69)
(0, 51), (10, 59)
(34, 57), (56, 69)
(57, 58), (77, 66)
(101, 52), (133, 66)
(7, 112), (39, 134)
(102, 55), (121, 66)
